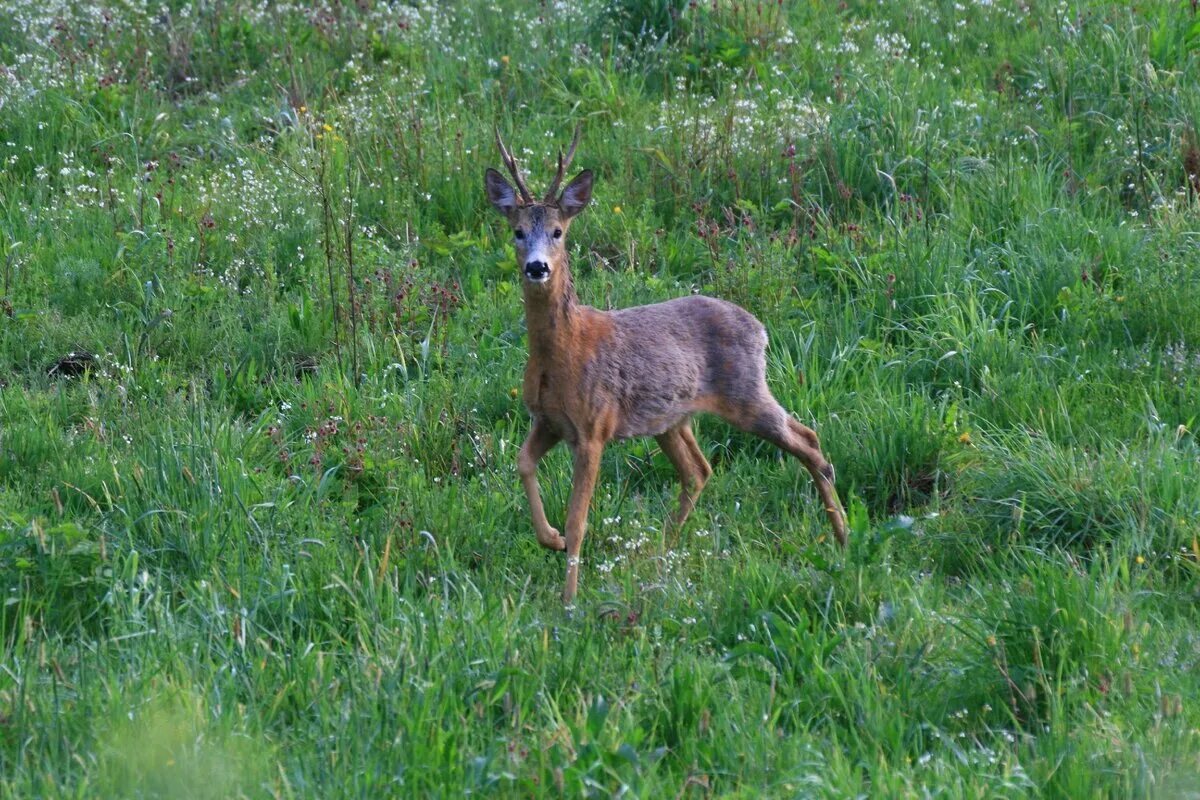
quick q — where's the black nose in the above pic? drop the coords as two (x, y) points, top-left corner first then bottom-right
(524, 260), (550, 280)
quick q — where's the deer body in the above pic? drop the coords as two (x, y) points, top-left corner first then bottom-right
(487, 127), (848, 603)
(527, 294), (771, 443)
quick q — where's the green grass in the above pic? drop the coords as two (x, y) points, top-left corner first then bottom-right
(2, 0), (1199, 796)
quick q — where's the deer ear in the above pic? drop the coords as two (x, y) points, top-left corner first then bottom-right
(558, 170), (593, 219)
(485, 168), (518, 215)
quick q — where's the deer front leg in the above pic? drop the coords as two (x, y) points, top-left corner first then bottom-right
(518, 420), (565, 551)
(562, 440), (603, 604)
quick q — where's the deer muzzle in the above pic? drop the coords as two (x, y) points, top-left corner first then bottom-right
(524, 259), (551, 283)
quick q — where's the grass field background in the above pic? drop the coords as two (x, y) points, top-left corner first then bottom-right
(2, 0), (1200, 796)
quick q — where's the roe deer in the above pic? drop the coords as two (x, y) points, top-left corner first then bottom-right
(486, 126), (848, 604)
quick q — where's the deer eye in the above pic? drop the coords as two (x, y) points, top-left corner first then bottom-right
(514, 229), (525, 241)
(553, 228), (563, 239)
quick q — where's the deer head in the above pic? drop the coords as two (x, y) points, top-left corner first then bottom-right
(485, 126), (593, 286)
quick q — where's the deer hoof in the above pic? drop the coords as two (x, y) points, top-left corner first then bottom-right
(538, 528), (567, 551)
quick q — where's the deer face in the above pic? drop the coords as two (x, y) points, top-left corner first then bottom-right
(485, 169), (593, 285)
(486, 125), (592, 287)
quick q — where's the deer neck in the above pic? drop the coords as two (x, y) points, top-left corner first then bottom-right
(523, 263), (580, 364)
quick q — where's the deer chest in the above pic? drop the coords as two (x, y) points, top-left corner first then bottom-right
(523, 366), (585, 442)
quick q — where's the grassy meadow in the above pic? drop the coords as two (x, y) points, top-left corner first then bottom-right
(2, 0), (1200, 796)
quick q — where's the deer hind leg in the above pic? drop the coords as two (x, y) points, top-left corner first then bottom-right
(518, 420), (566, 551)
(655, 422), (711, 530)
(680, 423), (714, 486)
(563, 439), (604, 604)
(726, 398), (848, 547)
(785, 418), (848, 545)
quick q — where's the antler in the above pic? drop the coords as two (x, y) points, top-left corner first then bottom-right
(494, 127), (534, 205)
(544, 123), (582, 203)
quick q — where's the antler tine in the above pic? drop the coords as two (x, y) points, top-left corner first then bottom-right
(544, 123), (583, 203)
(494, 127), (534, 205)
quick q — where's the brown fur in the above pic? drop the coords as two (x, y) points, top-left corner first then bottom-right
(487, 141), (847, 604)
